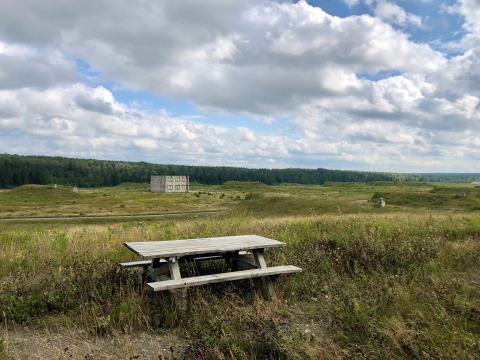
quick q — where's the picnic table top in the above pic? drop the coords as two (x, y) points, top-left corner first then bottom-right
(124, 234), (285, 260)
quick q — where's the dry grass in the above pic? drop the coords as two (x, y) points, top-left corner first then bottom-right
(1, 182), (480, 358)
(0, 183), (239, 219)
(1, 323), (183, 359)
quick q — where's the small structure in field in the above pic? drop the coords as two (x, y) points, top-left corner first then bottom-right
(54, 184), (57, 189)
(72, 186), (78, 192)
(378, 197), (385, 207)
(462, 192), (465, 197)
(151, 175), (189, 193)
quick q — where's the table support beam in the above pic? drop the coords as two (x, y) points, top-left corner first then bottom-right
(145, 263), (170, 282)
(169, 257), (186, 311)
(224, 250), (241, 271)
(252, 249), (277, 301)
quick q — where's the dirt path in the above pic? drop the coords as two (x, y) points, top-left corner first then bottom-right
(1, 325), (185, 359)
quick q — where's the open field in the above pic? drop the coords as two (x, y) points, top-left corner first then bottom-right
(0, 183), (238, 219)
(1, 181), (480, 359)
(1, 181), (479, 220)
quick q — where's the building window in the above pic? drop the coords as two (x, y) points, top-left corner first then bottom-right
(175, 185), (180, 190)
(182, 176), (186, 181)
(167, 185), (173, 190)
(182, 185), (186, 189)
(175, 177), (180, 182)
(169, 176), (173, 182)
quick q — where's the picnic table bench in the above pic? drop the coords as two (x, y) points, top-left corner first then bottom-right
(121, 234), (302, 309)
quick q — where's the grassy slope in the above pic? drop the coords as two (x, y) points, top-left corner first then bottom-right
(0, 183), (242, 219)
(1, 181), (479, 359)
(237, 182), (480, 217)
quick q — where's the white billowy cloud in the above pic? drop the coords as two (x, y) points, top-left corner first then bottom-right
(0, 81), (311, 167)
(373, 1), (423, 27)
(0, 0), (479, 171)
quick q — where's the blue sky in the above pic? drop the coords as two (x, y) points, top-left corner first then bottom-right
(1, 0), (480, 172)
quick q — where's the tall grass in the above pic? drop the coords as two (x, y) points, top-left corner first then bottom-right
(1, 212), (480, 358)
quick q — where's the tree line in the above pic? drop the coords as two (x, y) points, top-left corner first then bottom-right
(0, 153), (479, 189)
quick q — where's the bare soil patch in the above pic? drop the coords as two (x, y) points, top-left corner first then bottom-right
(1, 325), (185, 359)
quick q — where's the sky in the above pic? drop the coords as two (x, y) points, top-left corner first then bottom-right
(0, 0), (480, 172)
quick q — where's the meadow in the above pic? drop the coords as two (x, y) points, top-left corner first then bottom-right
(0, 181), (479, 359)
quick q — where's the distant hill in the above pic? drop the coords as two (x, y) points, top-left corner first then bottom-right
(1, 153), (479, 189)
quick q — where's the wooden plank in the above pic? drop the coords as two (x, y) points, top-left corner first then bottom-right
(147, 265), (302, 291)
(169, 257), (186, 311)
(126, 234), (280, 247)
(253, 249), (268, 269)
(227, 253), (256, 267)
(253, 249), (277, 301)
(124, 243), (274, 254)
(126, 243), (278, 255)
(124, 235), (285, 259)
(192, 255), (224, 261)
(119, 260), (154, 268)
(120, 252), (250, 270)
(169, 257), (182, 280)
(126, 239), (282, 252)
(145, 263), (171, 281)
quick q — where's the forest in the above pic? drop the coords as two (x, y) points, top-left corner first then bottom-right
(1, 153), (479, 188)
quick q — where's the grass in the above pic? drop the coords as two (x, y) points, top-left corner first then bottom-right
(0, 181), (480, 358)
(0, 183), (241, 219)
(221, 181), (271, 191)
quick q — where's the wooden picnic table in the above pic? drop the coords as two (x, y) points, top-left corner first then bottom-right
(121, 234), (301, 309)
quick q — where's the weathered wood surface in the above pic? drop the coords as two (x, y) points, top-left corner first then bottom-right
(226, 251), (255, 264)
(226, 252), (257, 270)
(120, 252), (255, 273)
(190, 254), (224, 261)
(169, 256), (187, 310)
(145, 263), (171, 281)
(124, 235), (284, 260)
(147, 265), (302, 291)
(119, 260), (158, 268)
(253, 249), (277, 300)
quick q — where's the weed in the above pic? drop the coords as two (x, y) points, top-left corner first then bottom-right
(51, 232), (68, 252)
(0, 338), (6, 360)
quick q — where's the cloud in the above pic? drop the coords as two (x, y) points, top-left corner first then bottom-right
(446, 0), (480, 38)
(0, 76), (479, 171)
(343, 0), (360, 7)
(0, 0), (443, 115)
(0, 83), (303, 167)
(74, 93), (113, 115)
(0, 42), (77, 90)
(0, 0), (479, 172)
(373, 1), (423, 27)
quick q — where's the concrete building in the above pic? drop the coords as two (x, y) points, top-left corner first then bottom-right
(151, 175), (189, 193)
(378, 197), (385, 207)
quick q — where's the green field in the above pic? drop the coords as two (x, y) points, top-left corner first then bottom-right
(1, 181), (479, 359)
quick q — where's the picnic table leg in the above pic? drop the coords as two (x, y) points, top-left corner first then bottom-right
(169, 257), (186, 311)
(145, 258), (170, 282)
(252, 249), (277, 301)
(224, 251), (240, 271)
